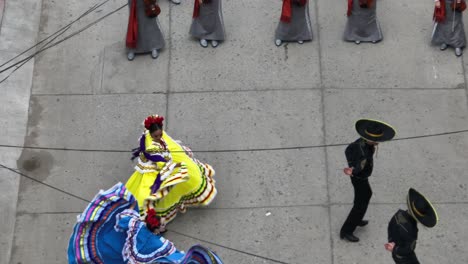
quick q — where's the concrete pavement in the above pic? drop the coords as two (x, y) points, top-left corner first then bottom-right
(1, 0), (468, 263)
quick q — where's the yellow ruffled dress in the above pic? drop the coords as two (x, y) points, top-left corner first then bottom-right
(125, 131), (217, 225)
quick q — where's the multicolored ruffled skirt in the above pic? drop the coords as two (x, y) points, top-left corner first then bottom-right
(126, 133), (217, 225)
(67, 183), (223, 264)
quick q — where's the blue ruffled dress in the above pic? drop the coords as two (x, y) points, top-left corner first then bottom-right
(67, 183), (222, 264)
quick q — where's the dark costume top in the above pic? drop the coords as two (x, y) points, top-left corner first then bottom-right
(345, 138), (375, 179)
(387, 210), (420, 264)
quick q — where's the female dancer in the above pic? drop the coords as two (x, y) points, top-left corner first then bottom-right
(126, 115), (217, 226)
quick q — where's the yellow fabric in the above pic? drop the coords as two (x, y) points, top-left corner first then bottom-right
(126, 170), (159, 209)
(125, 131), (216, 225)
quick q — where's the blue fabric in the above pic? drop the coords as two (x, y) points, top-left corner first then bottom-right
(67, 183), (222, 264)
(67, 183), (183, 264)
(180, 245), (224, 264)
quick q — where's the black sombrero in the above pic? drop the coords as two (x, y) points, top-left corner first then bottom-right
(355, 119), (396, 142)
(407, 188), (439, 228)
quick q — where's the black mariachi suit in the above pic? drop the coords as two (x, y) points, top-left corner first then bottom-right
(340, 138), (375, 235)
(388, 210), (420, 264)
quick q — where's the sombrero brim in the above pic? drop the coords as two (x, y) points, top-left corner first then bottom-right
(407, 188), (438, 228)
(355, 119), (396, 142)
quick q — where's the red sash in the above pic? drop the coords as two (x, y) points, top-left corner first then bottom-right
(280, 0), (307, 23)
(280, 0), (292, 23)
(434, 0), (466, 22)
(193, 0), (201, 18)
(347, 0), (374, 17)
(126, 0), (138, 49)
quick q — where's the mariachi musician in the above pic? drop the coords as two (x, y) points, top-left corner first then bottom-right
(275, 0), (313, 46)
(340, 119), (396, 242)
(190, 0), (226, 48)
(126, 0), (165, 60)
(343, 0), (383, 44)
(385, 188), (439, 264)
(432, 0), (467, 57)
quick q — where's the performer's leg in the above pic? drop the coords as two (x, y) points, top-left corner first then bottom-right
(340, 178), (372, 241)
(353, 178), (372, 222)
(340, 178), (361, 238)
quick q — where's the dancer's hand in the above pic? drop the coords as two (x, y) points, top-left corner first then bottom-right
(343, 167), (353, 176)
(384, 242), (395, 252)
(435, 1), (441, 8)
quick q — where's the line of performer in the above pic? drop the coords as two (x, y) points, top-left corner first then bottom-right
(125, 0), (466, 59)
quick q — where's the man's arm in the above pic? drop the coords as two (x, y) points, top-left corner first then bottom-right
(344, 143), (365, 175)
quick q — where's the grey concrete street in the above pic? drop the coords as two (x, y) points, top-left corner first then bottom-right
(1, 0), (468, 263)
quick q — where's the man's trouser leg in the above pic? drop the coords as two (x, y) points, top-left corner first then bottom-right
(340, 177), (373, 235)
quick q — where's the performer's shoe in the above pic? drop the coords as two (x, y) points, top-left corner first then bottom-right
(200, 39), (208, 48)
(170, 0), (181, 4)
(357, 220), (369, 227)
(211, 40), (219, 48)
(298, 40), (304, 44)
(127, 52), (135, 61)
(151, 49), (158, 59)
(355, 40), (361, 45)
(440, 43), (448, 50)
(455, 48), (463, 57)
(372, 40), (377, 44)
(340, 233), (360, 242)
(275, 39), (282, 47)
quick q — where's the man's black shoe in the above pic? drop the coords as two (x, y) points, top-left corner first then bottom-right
(340, 233), (360, 242)
(358, 220), (369, 227)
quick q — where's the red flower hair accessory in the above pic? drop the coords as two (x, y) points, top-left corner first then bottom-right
(145, 208), (161, 230)
(144, 115), (164, 130)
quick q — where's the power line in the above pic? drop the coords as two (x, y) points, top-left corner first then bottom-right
(0, 129), (467, 154)
(0, 0), (113, 69)
(0, 1), (126, 84)
(2, 127), (467, 261)
(0, 163), (90, 203)
(169, 230), (290, 264)
(0, 7), (82, 83)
